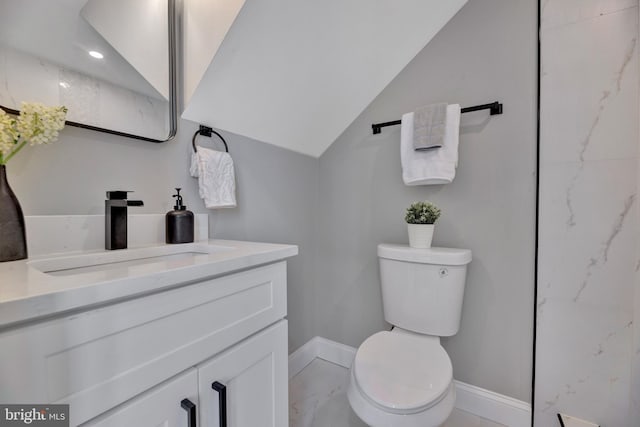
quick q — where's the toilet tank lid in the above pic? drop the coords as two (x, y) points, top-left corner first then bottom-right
(378, 244), (472, 265)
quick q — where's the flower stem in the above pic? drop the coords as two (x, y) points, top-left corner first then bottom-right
(3, 139), (28, 164)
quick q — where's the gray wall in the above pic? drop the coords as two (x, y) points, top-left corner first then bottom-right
(6, 118), (319, 354)
(209, 131), (319, 353)
(314, 0), (537, 401)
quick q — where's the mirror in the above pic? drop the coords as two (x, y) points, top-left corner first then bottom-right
(0, 0), (177, 142)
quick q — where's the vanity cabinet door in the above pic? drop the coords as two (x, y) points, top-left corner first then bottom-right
(82, 369), (199, 427)
(197, 320), (288, 427)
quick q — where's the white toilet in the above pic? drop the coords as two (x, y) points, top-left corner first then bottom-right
(347, 243), (472, 427)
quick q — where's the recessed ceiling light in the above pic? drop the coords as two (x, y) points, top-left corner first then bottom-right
(88, 50), (104, 59)
(59, 82), (70, 89)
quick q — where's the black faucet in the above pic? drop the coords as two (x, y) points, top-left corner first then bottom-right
(105, 191), (144, 250)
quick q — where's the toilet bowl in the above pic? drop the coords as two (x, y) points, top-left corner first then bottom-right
(347, 330), (456, 427)
(347, 244), (472, 427)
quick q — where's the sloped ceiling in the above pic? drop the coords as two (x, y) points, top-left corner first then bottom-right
(182, 0), (468, 158)
(182, 0), (247, 105)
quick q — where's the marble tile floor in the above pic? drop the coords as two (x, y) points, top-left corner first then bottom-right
(289, 358), (506, 427)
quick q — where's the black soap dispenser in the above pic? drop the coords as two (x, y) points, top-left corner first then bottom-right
(166, 188), (194, 244)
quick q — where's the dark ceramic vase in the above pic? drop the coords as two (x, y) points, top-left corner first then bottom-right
(0, 165), (27, 262)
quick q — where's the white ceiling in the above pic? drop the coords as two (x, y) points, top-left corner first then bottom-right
(181, 0), (468, 158)
(182, 0), (246, 105)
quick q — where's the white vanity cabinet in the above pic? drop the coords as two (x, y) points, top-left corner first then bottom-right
(84, 320), (287, 427)
(0, 259), (291, 427)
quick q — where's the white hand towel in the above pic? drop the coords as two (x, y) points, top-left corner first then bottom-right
(190, 147), (237, 209)
(401, 104), (461, 185)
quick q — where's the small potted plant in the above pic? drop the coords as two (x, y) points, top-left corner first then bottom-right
(405, 201), (441, 248)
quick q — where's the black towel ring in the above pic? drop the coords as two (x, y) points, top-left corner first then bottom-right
(192, 125), (229, 153)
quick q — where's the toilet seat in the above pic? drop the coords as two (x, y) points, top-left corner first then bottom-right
(353, 331), (452, 414)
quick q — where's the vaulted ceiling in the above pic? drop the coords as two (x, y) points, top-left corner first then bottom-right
(182, 0), (468, 157)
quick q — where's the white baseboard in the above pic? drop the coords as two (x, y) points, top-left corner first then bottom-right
(288, 336), (323, 379)
(454, 380), (531, 427)
(288, 336), (356, 379)
(289, 336), (531, 427)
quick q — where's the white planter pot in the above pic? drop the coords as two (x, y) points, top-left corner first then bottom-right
(407, 223), (435, 248)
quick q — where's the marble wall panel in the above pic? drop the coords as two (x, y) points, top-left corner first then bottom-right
(542, 0), (637, 30)
(536, 2), (639, 426)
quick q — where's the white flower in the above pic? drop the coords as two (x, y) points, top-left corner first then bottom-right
(15, 102), (67, 146)
(0, 109), (18, 158)
(0, 102), (67, 164)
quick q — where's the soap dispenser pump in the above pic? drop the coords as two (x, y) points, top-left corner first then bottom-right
(166, 188), (194, 244)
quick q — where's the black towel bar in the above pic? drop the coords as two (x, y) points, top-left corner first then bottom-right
(371, 101), (503, 135)
(192, 125), (229, 153)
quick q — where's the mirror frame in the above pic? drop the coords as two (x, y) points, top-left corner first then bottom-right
(0, 0), (177, 143)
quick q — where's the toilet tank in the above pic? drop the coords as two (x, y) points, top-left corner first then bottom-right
(378, 244), (472, 336)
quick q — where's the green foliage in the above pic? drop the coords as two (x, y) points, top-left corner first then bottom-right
(405, 201), (441, 224)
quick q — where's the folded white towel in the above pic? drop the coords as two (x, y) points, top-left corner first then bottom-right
(401, 104), (461, 185)
(190, 147), (237, 209)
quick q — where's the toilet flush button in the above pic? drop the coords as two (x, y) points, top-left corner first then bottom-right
(439, 268), (448, 278)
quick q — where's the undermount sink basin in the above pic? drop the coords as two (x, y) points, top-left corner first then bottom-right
(28, 243), (233, 277)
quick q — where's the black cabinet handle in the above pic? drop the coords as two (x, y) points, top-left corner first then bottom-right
(212, 381), (227, 427)
(181, 398), (197, 427)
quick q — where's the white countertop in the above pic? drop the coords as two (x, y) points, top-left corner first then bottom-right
(0, 239), (298, 329)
